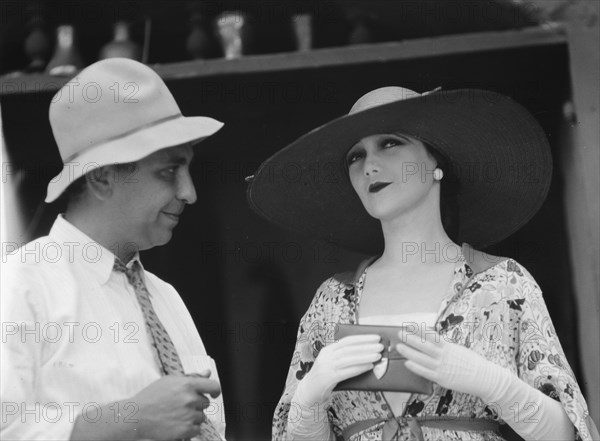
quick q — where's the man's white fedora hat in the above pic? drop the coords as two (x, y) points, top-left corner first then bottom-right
(45, 58), (223, 202)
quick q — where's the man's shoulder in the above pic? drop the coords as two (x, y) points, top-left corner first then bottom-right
(2, 236), (82, 315)
(3, 235), (67, 274)
(142, 268), (179, 296)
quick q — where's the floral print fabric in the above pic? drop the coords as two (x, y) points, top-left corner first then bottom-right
(272, 254), (594, 440)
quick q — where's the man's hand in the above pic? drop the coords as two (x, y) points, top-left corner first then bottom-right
(70, 374), (221, 441)
(131, 374), (221, 439)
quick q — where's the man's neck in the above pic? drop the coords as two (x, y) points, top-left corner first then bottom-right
(64, 210), (137, 263)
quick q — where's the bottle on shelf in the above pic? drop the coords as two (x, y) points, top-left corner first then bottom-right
(291, 13), (313, 52)
(99, 21), (142, 61)
(45, 25), (84, 75)
(23, 1), (51, 72)
(186, 12), (215, 60)
(214, 11), (256, 59)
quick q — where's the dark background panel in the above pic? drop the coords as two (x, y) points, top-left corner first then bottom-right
(1, 38), (579, 439)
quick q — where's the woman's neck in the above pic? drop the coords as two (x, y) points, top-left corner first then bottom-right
(378, 210), (459, 267)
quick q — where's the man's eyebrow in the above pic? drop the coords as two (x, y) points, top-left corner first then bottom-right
(162, 150), (194, 165)
(168, 156), (189, 165)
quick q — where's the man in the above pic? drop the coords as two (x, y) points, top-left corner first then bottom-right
(1, 58), (226, 440)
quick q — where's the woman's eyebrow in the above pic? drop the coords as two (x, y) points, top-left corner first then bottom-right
(346, 144), (363, 156)
(391, 133), (412, 142)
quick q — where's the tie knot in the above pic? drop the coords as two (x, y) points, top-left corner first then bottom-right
(113, 258), (126, 273)
(113, 258), (141, 277)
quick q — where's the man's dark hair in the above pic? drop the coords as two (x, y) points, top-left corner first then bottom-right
(55, 162), (137, 209)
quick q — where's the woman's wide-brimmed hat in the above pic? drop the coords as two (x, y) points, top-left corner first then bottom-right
(247, 87), (552, 254)
(45, 58), (223, 202)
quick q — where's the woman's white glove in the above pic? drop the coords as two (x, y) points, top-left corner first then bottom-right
(287, 335), (383, 441)
(295, 334), (383, 407)
(395, 332), (498, 399)
(396, 333), (574, 441)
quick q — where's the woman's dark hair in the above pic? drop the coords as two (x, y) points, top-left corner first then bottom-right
(424, 143), (460, 241)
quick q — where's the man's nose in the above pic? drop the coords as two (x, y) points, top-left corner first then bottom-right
(178, 171), (197, 204)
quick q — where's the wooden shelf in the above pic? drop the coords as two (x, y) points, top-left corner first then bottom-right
(0, 25), (566, 96)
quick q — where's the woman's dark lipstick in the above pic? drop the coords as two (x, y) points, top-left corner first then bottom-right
(368, 182), (392, 193)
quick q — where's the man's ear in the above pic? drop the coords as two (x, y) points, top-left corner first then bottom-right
(86, 165), (117, 201)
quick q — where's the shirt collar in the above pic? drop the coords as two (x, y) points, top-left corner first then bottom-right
(49, 214), (141, 285)
(115, 252), (144, 272)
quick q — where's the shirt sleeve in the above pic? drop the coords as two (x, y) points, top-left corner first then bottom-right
(511, 261), (598, 441)
(272, 278), (339, 441)
(1, 265), (77, 440)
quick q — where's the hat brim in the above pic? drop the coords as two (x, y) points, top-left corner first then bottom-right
(46, 115), (223, 202)
(247, 89), (552, 254)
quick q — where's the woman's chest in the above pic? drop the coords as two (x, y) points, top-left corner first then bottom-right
(358, 264), (456, 317)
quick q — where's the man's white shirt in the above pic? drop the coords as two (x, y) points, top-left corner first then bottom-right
(1, 215), (225, 440)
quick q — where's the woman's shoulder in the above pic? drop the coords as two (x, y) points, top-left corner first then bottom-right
(308, 256), (375, 304)
(478, 256), (537, 280)
(299, 276), (356, 325)
(312, 275), (353, 301)
(469, 255), (543, 301)
(332, 256), (377, 284)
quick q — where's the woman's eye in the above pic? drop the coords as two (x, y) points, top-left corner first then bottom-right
(382, 138), (403, 148)
(346, 151), (363, 165)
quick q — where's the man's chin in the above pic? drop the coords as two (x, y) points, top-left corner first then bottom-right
(155, 231), (174, 247)
(140, 231), (174, 250)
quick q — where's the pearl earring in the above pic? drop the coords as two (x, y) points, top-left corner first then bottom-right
(433, 168), (444, 181)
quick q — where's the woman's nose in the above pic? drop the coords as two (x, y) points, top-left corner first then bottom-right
(363, 154), (380, 176)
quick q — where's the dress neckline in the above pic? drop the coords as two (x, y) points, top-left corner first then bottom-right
(354, 251), (467, 326)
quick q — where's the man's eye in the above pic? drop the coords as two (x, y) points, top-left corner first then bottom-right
(161, 167), (176, 177)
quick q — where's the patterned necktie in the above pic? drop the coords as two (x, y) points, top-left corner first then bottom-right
(113, 259), (222, 440)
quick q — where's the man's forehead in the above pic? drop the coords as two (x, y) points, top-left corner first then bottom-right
(147, 144), (194, 164)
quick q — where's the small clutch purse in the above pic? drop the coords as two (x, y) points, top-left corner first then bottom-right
(333, 323), (433, 394)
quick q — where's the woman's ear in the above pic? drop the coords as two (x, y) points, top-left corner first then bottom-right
(86, 165), (116, 201)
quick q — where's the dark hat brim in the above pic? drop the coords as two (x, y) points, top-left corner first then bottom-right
(247, 89), (552, 254)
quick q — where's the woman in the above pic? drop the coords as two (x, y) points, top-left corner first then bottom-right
(247, 87), (597, 440)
